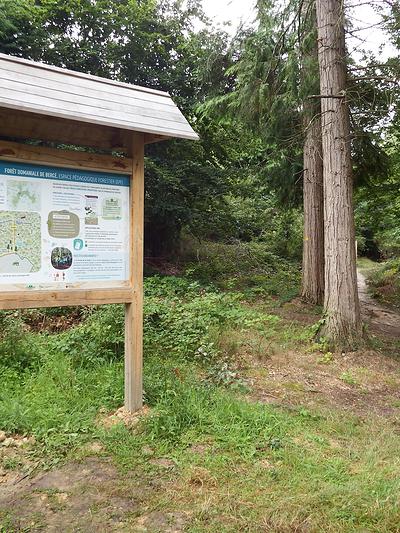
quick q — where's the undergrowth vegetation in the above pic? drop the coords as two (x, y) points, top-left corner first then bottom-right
(0, 267), (296, 462)
(1, 252), (400, 531)
(367, 258), (400, 309)
(180, 239), (301, 301)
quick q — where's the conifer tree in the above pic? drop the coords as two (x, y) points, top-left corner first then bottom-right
(300, 0), (324, 304)
(315, 0), (363, 347)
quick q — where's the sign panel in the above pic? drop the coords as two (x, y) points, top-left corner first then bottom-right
(0, 161), (130, 289)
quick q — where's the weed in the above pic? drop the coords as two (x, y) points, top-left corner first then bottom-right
(2, 456), (23, 470)
(182, 240), (301, 302)
(317, 351), (334, 364)
(1, 273), (400, 532)
(340, 371), (358, 386)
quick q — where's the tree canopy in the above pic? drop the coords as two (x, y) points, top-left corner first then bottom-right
(0, 0), (398, 275)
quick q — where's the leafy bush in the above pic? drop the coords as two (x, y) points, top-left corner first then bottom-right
(144, 275), (280, 361)
(218, 194), (303, 260)
(0, 276), (281, 458)
(0, 311), (44, 369)
(49, 305), (125, 367)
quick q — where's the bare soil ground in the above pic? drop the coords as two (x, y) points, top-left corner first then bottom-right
(0, 447), (190, 532)
(247, 277), (400, 417)
(247, 273), (400, 416)
(247, 344), (400, 417)
(358, 270), (400, 339)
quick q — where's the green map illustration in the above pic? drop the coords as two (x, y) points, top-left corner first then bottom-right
(7, 180), (41, 211)
(0, 211), (41, 273)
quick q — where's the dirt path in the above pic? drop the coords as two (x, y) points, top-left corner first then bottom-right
(0, 455), (188, 532)
(247, 284), (400, 418)
(357, 270), (400, 338)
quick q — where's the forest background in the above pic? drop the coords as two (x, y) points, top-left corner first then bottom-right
(0, 0), (399, 276)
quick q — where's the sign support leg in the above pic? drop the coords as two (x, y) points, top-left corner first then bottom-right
(125, 132), (144, 412)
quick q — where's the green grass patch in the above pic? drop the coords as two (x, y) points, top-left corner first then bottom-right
(357, 257), (381, 277)
(1, 275), (399, 531)
(101, 380), (400, 532)
(0, 276), (286, 462)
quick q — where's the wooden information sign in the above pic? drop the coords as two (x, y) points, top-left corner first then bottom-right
(0, 53), (198, 411)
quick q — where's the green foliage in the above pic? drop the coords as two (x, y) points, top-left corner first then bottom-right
(200, 1), (305, 207)
(181, 239), (301, 300)
(367, 258), (400, 309)
(144, 274), (282, 365)
(351, 13), (400, 260)
(144, 137), (231, 255)
(0, 0), (44, 57)
(0, 0), (237, 255)
(50, 306), (125, 367)
(0, 274), (285, 459)
(0, 312), (43, 369)
(355, 133), (400, 258)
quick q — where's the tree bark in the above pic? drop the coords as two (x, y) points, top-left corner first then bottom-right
(301, 0), (324, 305)
(315, 0), (363, 348)
(301, 113), (324, 305)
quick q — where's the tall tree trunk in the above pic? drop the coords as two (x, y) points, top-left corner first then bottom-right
(301, 113), (324, 305)
(301, 0), (324, 305)
(315, 0), (363, 348)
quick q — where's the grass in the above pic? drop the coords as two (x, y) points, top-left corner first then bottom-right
(0, 275), (291, 462)
(1, 265), (400, 531)
(181, 239), (301, 302)
(100, 385), (400, 532)
(357, 257), (381, 277)
(340, 371), (359, 386)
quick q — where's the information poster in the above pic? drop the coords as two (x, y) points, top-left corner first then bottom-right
(0, 161), (130, 288)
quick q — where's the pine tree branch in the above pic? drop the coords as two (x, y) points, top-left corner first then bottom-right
(351, 76), (399, 82)
(349, 64), (394, 70)
(307, 94), (346, 99)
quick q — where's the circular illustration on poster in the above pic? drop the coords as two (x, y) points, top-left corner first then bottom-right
(51, 247), (73, 270)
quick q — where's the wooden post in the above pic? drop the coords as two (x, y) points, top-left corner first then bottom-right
(125, 132), (145, 411)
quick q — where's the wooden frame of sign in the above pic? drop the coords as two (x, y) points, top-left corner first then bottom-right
(0, 53), (198, 412)
(0, 135), (145, 411)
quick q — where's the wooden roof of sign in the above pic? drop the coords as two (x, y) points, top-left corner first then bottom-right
(0, 53), (198, 142)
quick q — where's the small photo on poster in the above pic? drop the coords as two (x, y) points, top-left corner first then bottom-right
(85, 195), (98, 225)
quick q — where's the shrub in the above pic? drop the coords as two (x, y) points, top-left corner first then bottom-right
(181, 240), (300, 300)
(0, 311), (44, 369)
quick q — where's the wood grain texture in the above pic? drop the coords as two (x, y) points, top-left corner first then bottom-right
(1, 97), (194, 140)
(0, 53), (198, 141)
(0, 288), (134, 310)
(0, 52), (169, 99)
(0, 107), (132, 152)
(0, 69), (180, 116)
(0, 82), (189, 131)
(124, 132), (144, 412)
(0, 140), (132, 174)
